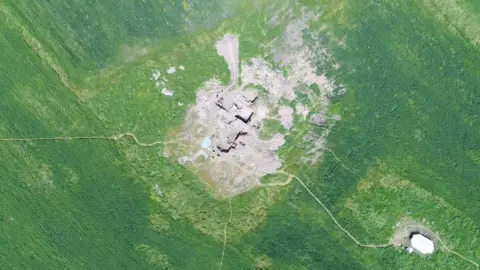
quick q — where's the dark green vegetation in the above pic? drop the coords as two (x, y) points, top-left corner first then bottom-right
(1, 0), (479, 269)
(297, 0), (480, 268)
(259, 119), (285, 140)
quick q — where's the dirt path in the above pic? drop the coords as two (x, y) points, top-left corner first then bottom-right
(0, 133), (477, 268)
(260, 154), (479, 268)
(414, 224), (479, 268)
(219, 198), (233, 270)
(259, 170), (389, 248)
(294, 175), (391, 249)
(0, 132), (177, 147)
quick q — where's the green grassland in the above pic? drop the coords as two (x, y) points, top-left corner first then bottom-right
(296, 0), (480, 268)
(1, 0), (479, 269)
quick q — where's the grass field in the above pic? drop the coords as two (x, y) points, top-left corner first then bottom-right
(0, 0), (479, 269)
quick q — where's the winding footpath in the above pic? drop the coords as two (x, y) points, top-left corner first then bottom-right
(0, 134), (477, 268)
(261, 152), (479, 269)
(261, 171), (390, 249)
(219, 198), (233, 270)
(0, 132), (170, 147)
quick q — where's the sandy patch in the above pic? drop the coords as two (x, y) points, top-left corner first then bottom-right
(278, 106), (294, 129)
(310, 113), (325, 126)
(268, 133), (286, 151)
(215, 34), (239, 84)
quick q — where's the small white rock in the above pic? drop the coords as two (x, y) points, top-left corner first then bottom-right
(167, 67), (176, 74)
(152, 70), (161, 80)
(161, 88), (174, 96)
(179, 65), (185, 70)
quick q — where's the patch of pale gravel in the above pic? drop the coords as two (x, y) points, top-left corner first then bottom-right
(167, 67), (176, 74)
(255, 104), (270, 121)
(240, 58), (296, 103)
(295, 103), (309, 120)
(165, 78), (285, 198)
(278, 106), (294, 129)
(283, 19), (307, 52)
(267, 13), (341, 164)
(240, 15), (338, 109)
(267, 133), (286, 151)
(215, 34), (239, 84)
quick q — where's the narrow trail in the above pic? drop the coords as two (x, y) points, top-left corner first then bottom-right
(261, 170), (389, 248)
(0, 134), (477, 268)
(0, 132), (173, 147)
(438, 239), (479, 269)
(322, 147), (360, 177)
(415, 225), (479, 269)
(294, 175), (391, 249)
(260, 152), (479, 268)
(219, 198), (233, 270)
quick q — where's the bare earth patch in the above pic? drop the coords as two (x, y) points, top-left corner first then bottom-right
(166, 15), (341, 197)
(278, 106), (294, 129)
(215, 34), (239, 84)
(165, 78), (283, 197)
(391, 217), (436, 250)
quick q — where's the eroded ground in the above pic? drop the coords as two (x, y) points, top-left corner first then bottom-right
(165, 14), (341, 198)
(390, 217), (436, 249)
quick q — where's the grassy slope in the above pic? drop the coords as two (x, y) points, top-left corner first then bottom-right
(6, 0), (184, 77)
(294, 0), (480, 268)
(0, 1), (250, 269)
(0, 18), (152, 268)
(2, 0), (480, 269)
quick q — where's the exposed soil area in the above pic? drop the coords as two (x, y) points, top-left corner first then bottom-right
(278, 106), (294, 129)
(167, 78), (284, 197)
(391, 217), (436, 248)
(215, 34), (239, 84)
(166, 15), (340, 197)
